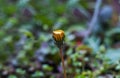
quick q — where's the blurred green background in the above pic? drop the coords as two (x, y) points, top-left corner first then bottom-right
(0, 0), (120, 78)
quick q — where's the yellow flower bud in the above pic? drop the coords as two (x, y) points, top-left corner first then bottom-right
(52, 30), (65, 48)
(53, 30), (65, 42)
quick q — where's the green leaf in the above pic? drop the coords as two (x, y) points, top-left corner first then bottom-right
(105, 48), (120, 63)
(8, 75), (17, 78)
(116, 64), (120, 70)
(32, 71), (44, 77)
(42, 64), (53, 71)
(16, 68), (26, 75)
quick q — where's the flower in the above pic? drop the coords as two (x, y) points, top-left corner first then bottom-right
(53, 30), (65, 42)
(52, 30), (65, 48)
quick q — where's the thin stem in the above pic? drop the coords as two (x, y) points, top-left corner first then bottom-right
(88, 0), (102, 34)
(59, 47), (67, 78)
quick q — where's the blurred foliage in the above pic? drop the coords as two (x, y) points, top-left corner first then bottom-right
(0, 0), (120, 78)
